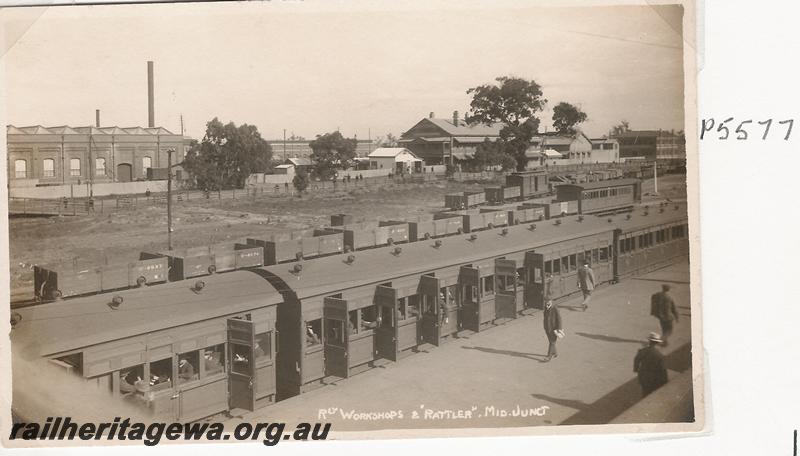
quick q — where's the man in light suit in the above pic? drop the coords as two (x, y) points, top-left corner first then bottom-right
(577, 259), (596, 311)
(651, 284), (680, 346)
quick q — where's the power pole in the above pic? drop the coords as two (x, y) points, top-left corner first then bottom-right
(167, 148), (174, 250)
(283, 128), (287, 161)
(653, 160), (658, 194)
(180, 115), (184, 136)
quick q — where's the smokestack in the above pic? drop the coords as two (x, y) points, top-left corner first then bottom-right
(429, 112), (435, 119)
(453, 111), (459, 127)
(147, 61), (154, 128)
(95, 110), (100, 128)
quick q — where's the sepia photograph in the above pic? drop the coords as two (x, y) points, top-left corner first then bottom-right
(2, 0), (701, 445)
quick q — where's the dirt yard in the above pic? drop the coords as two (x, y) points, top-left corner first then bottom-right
(8, 174), (688, 301)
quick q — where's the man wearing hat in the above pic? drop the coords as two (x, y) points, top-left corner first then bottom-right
(576, 259), (596, 311)
(650, 284), (680, 346)
(542, 297), (564, 362)
(633, 332), (668, 396)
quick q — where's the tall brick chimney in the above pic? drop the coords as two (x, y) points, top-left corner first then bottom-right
(453, 111), (459, 127)
(95, 109), (100, 128)
(147, 61), (155, 128)
(429, 112), (435, 119)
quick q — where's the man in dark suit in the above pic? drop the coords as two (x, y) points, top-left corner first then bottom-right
(633, 332), (668, 396)
(543, 298), (563, 362)
(650, 284), (680, 346)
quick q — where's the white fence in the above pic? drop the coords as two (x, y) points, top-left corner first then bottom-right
(9, 180), (169, 199)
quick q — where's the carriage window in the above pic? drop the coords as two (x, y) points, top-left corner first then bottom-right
(407, 294), (420, 319)
(638, 235), (644, 249)
(348, 310), (359, 334)
(600, 247), (609, 262)
(255, 332), (272, 362)
(149, 358), (173, 390)
(569, 254), (577, 271)
(397, 297), (407, 320)
(306, 319), (322, 346)
(544, 260), (552, 274)
(231, 343), (252, 374)
(378, 305), (394, 329)
(593, 248), (600, 263)
(361, 305), (379, 331)
(482, 275), (495, 296)
(177, 351), (199, 384)
(560, 256), (569, 273)
(325, 319), (346, 347)
(120, 364), (145, 396)
(203, 344), (225, 377)
(627, 237), (633, 251)
(517, 267), (526, 286)
(577, 252), (585, 266)
(584, 250), (592, 264)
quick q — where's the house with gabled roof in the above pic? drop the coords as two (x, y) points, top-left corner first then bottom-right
(399, 111), (503, 165)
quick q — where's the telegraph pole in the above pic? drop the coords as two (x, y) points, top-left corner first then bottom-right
(653, 160), (658, 194)
(167, 148), (174, 250)
(283, 129), (287, 161)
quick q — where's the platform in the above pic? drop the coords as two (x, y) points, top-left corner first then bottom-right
(224, 260), (693, 431)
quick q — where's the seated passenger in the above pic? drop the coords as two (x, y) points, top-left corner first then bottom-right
(178, 359), (195, 382)
(361, 318), (379, 330)
(120, 369), (140, 395)
(204, 351), (222, 374)
(306, 325), (321, 345)
(254, 341), (266, 359)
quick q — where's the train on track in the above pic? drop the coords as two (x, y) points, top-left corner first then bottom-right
(28, 175), (643, 302)
(11, 201), (689, 422)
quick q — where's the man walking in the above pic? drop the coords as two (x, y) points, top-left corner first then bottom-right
(543, 298), (564, 362)
(576, 259), (595, 311)
(633, 332), (668, 396)
(650, 284), (679, 346)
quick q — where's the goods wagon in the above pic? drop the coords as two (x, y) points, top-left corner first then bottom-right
(505, 170), (549, 199)
(437, 208), (510, 232)
(34, 257), (168, 300)
(141, 247), (216, 281)
(247, 229), (344, 265)
(484, 186), (522, 204)
(444, 191), (486, 210)
(404, 214), (464, 241)
(320, 221), (410, 252)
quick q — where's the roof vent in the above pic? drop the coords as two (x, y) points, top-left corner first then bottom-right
(500, 228), (509, 236)
(345, 254), (356, 264)
(392, 246), (403, 256)
(434, 239), (443, 248)
(108, 295), (124, 310)
(626, 214), (632, 220)
(607, 218), (613, 223)
(192, 280), (206, 293)
(529, 223), (537, 231)
(469, 233), (478, 241)
(554, 219), (562, 226)
(292, 263), (303, 274)
(578, 216), (585, 222)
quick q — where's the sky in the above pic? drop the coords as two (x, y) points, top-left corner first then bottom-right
(1, 1), (687, 141)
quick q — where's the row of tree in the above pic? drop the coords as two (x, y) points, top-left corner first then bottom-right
(464, 76), (590, 172)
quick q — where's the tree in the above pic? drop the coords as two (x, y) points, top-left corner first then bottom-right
(309, 131), (357, 180)
(552, 102), (588, 136)
(466, 76), (547, 171)
(292, 166), (309, 194)
(375, 133), (399, 148)
(610, 120), (631, 137)
(183, 118), (272, 190)
(466, 139), (516, 172)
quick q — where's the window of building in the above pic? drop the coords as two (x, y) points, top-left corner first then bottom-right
(14, 159), (27, 178)
(142, 156), (152, 177)
(203, 344), (225, 377)
(43, 159), (55, 178)
(95, 158), (106, 176)
(69, 158), (81, 177)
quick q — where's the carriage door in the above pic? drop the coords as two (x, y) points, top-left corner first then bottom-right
(419, 275), (442, 346)
(494, 259), (517, 320)
(375, 286), (399, 361)
(459, 266), (481, 332)
(323, 297), (349, 379)
(227, 318), (256, 412)
(524, 251), (545, 310)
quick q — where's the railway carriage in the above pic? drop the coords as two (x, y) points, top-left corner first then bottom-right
(12, 202), (690, 422)
(554, 178), (642, 215)
(13, 271), (282, 421)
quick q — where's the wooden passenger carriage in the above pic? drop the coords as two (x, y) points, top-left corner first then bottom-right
(12, 270), (282, 421)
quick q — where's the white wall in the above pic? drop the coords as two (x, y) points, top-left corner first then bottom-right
(10, 180), (169, 199)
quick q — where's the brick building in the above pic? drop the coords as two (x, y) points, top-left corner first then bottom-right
(399, 111), (503, 165)
(7, 125), (185, 188)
